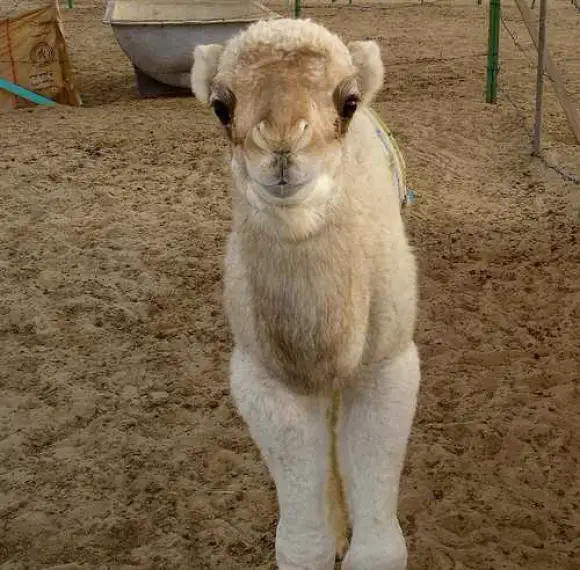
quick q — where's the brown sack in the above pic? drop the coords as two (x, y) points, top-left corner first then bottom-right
(0, 2), (82, 112)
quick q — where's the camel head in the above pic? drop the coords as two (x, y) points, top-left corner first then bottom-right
(191, 18), (384, 209)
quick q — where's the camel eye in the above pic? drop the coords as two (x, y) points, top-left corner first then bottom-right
(340, 95), (359, 120)
(211, 99), (231, 126)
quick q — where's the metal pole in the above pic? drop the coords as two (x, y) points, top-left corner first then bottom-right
(67, 0), (73, 7)
(485, 0), (501, 104)
(533, 0), (547, 155)
(294, 0), (301, 18)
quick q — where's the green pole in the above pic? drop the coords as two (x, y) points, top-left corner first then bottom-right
(485, 0), (500, 103)
(67, 0), (73, 7)
(294, 0), (301, 18)
(532, 0), (547, 155)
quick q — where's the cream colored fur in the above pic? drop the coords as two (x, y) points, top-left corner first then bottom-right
(192, 18), (420, 570)
(191, 44), (224, 104)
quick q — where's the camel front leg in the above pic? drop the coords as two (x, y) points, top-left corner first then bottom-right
(338, 342), (421, 570)
(229, 348), (336, 570)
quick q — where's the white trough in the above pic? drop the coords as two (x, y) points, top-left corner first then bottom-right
(103, 0), (280, 97)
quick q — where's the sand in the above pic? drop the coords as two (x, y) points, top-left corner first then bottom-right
(0, 1), (579, 569)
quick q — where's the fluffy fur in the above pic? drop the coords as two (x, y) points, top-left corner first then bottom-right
(192, 17), (420, 570)
(191, 44), (224, 104)
(347, 41), (385, 105)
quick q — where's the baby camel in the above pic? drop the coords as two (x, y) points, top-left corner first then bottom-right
(191, 18), (420, 570)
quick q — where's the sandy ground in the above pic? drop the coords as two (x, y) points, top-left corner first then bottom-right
(1, 1), (579, 569)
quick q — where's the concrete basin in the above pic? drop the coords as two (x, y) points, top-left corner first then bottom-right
(103, 0), (280, 96)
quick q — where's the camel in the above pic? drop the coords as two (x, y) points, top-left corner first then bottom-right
(191, 18), (420, 570)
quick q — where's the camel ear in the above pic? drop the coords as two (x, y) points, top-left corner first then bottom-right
(348, 41), (384, 105)
(191, 44), (224, 104)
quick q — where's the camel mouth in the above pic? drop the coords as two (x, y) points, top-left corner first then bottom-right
(253, 180), (308, 206)
(261, 180), (303, 199)
(246, 168), (317, 206)
(243, 170), (337, 213)
(243, 154), (315, 205)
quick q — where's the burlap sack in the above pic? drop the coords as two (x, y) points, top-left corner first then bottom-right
(0, 2), (81, 112)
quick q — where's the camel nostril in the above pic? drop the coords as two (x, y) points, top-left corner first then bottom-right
(253, 121), (272, 151)
(294, 120), (312, 151)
